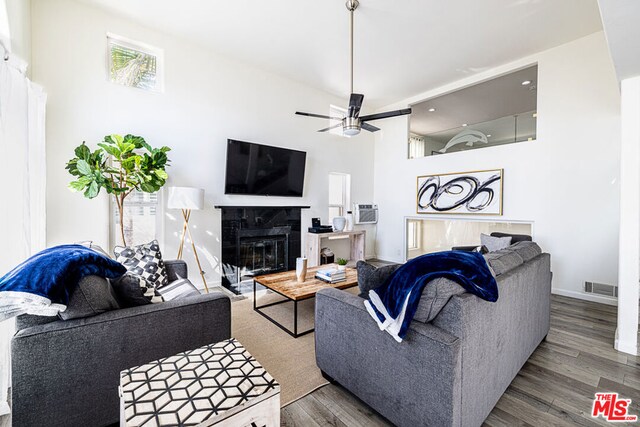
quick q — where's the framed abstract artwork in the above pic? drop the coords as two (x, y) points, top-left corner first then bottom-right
(416, 169), (503, 215)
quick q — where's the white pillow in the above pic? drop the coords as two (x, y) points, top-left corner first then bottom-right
(480, 233), (512, 252)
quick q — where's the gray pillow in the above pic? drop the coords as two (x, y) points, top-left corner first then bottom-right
(509, 241), (542, 261)
(413, 277), (466, 323)
(59, 275), (121, 320)
(483, 249), (524, 276)
(157, 277), (200, 301)
(481, 233), (512, 252)
(356, 261), (401, 298)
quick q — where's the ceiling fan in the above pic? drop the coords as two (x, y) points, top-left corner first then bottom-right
(295, 0), (411, 136)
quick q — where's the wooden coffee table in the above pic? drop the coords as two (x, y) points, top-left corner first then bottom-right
(253, 265), (358, 338)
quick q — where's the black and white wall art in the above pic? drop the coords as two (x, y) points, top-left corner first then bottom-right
(416, 169), (503, 215)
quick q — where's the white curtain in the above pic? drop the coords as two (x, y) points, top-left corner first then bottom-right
(0, 42), (47, 415)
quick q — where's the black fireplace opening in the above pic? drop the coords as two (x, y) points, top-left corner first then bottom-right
(219, 206), (305, 294)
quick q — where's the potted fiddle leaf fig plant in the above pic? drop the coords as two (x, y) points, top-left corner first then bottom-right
(66, 134), (171, 246)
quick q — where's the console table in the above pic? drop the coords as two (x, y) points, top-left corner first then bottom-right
(306, 230), (366, 267)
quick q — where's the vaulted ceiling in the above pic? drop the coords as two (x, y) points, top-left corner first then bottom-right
(76, 0), (603, 108)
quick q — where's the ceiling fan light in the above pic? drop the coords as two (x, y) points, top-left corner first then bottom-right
(343, 126), (361, 136)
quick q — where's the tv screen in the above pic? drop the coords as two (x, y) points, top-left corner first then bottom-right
(224, 139), (307, 197)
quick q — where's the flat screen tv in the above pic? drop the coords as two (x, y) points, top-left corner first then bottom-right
(224, 139), (307, 197)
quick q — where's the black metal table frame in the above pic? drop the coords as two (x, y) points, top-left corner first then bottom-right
(252, 279), (316, 338)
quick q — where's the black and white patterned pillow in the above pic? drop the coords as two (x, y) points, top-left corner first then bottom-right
(114, 240), (169, 289)
(110, 272), (164, 306)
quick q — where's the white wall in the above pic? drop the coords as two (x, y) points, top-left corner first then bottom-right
(31, 0), (375, 289)
(5, 0), (31, 64)
(373, 32), (621, 301)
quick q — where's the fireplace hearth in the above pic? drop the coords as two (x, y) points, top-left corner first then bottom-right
(217, 206), (308, 294)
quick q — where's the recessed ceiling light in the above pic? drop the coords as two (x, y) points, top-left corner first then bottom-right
(521, 80), (532, 86)
(487, 134), (492, 137)
(462, 123), (468, 127)
(428, 108), (436, 112)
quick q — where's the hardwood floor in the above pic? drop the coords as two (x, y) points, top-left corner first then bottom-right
(282, 295), (640, 426)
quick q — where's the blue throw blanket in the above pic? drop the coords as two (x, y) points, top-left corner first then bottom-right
(364, 251), (498, 342)
(0, 244), (126, 320)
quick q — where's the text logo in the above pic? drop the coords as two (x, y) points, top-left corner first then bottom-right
(592, 393), (638, 422)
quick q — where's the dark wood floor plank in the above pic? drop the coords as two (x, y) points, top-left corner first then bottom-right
(296, 394), (348, 427)
(281, 401), (323, 427)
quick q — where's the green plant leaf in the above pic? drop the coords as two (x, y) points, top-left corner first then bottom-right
(154, 170), (168, 180)
(76, 159), (91, 176)
(74, 143), (90, 160)
(68, 180), (86, 192)
(84, 180), (99, 198)
(98, 143), (120, 158)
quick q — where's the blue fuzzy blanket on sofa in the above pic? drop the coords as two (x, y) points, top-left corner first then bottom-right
(365, 251), (498, 342)
(0, 244), (126, 321)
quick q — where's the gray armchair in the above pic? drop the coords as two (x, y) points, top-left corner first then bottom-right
(11, 260), (231, 427)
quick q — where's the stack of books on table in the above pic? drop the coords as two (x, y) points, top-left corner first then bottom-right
(315, 267), (346, 284)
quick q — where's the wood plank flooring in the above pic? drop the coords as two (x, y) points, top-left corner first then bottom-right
(282, 295), (640, 426)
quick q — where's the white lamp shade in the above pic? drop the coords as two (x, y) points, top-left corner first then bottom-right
(167, 187), (205, 210)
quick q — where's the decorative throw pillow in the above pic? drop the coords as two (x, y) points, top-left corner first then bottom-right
(157, 277), (200, 301)
(356, 261), (401, 298)
(508, 241), (542, 262)
(59, 275), (120, 320)
(114, 240), (169, 289)
(483, 249), (524, 276)
(413, 277), (466, 323)
(480, 233), (512, 252)
(110, 272), (163, 307)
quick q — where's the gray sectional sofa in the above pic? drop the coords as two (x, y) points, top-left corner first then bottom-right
(315, 243), (552, 427)
(11, 260), (231, 427)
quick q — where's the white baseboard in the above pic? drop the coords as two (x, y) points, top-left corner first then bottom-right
(615, 328), (638, 356)
(0, 401), (9, 416)
(552, 288), (617, 306)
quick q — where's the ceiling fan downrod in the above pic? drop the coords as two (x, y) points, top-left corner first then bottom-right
(346, 0), (359, 94)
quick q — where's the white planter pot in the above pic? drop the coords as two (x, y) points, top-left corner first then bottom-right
(332, 216), (346, 232)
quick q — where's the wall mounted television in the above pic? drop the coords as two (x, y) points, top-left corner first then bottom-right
(224, 139), (307, 197)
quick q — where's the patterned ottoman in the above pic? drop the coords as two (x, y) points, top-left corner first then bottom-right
(119, 339), (280, 426)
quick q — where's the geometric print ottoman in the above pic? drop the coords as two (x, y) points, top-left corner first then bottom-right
(119, 339), (280, 426)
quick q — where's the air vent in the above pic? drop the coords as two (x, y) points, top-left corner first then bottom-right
(584, 281), (618, 298)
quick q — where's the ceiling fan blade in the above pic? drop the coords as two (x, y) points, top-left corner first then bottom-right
(360, 108), (412, 122)
(348, 93), (364, 118)
(361, 123), (380, 133)
(318, 123), (344, 133)
(296, 111), (344, 120)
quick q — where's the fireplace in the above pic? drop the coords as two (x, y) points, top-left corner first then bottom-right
(217, 206), (307, 294)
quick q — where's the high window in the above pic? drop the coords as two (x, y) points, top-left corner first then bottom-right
(328, 172), (351, 221)
(107, 33), (164, 92)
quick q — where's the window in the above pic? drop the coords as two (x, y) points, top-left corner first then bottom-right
(107, 33), (164, 92)
(407, 220), (422, 250)
(328, 172), (351, 221)
(112, 191), (159, 246)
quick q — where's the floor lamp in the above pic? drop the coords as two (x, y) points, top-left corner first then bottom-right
(167, 187), (209, 293)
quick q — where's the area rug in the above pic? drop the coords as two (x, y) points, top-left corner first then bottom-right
(230, 287), (359, 406)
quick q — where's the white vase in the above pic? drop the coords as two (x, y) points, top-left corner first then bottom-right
(296, 257), (308, 283)
(332, 216), (346, 232)
(345, 212), (354, 231)
(337, 265), (346, 271)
